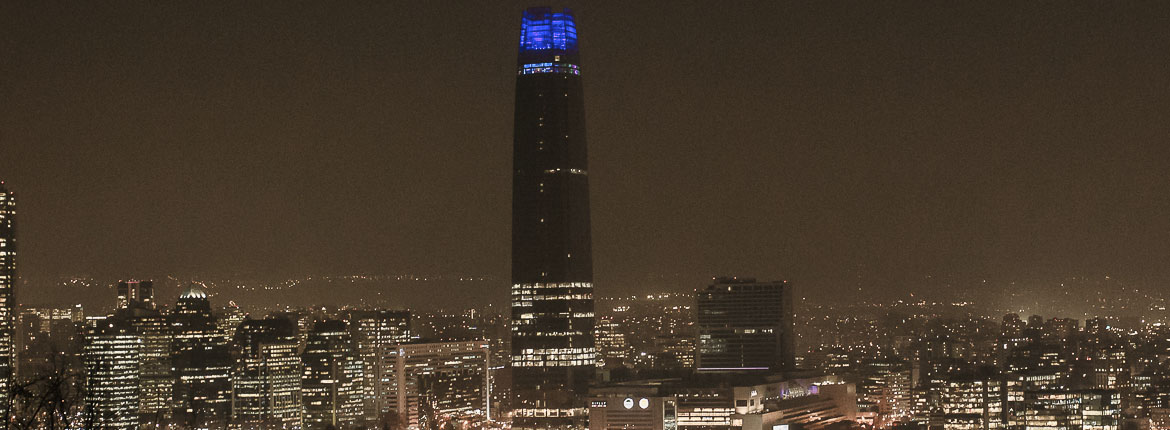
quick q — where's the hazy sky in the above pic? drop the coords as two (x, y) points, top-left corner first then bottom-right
(3, 1), (1169, 301)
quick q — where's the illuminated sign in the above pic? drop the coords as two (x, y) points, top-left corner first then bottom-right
(623, 398), (634, 409)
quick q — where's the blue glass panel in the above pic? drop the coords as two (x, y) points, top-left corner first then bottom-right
(520, 10), (578, 52)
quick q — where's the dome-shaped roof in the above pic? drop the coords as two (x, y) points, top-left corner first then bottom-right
(180, 283), (208, 299)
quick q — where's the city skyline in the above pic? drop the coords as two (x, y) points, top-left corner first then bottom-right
(6, 4), (1170, 430)
(2, 2), (1169, 303)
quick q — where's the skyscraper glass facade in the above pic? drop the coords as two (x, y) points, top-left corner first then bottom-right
(0, 184), (14, 429)
(510, 7), (596, 428)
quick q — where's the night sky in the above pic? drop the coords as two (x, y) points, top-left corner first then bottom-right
(3, 2), (1169, 303)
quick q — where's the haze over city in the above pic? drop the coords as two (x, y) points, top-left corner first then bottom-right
(5, 3), (1170, 430)
(4, 2), (1169, 308)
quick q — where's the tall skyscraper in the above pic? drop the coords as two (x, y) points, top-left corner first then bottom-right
(116, 280), (154, 310)
(231, 318), (302, 429)
(509, 7), (596, 429)
(348, 309), (411, 422)
(0, 183), (14, 429)
(128, 312), (173, 425)
(172, 284), (232, 429)
(16, 307), (82, 379)
(111, 279), (173, 425)
(695, 277), (795, 372)
(301, 320), (364, 430)
(594, 317), (628, 368)
(83, 318), (142, 430)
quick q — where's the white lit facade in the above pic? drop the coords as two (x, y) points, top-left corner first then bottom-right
(348, 309), (410, 422)
(0, 183), (14, 426)
(231, 319), (302, 429)
(302, 320), (365, 430)
(83, 320), (142, 430)
(510, 282), (597, 369)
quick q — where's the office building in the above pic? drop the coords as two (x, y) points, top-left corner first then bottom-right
(172, 284), (232, 429)
(377, 340), (490, 428)
(595, 317), (628, 368)
(15, 306), (82, 379)
(696, 278), (795, 372)
(348, 309), (411, 421)
(218, 304), (246, 339)
(1024, 390), (1120, 430)
(109, 279), (174, 425)
(302, 320), (364, 430)
(656, 334), (697, 369)
(733, 382), (858, 430)
(231, 318), (302, 429)
(592, 373), (853, 430)
(83, 318), (142, 430)
(940, 371), (1004, 430)
(587, 387), (678, 430)
(856, 359), (913, 428)
(509, 7), (597, 428)
(0, 183), (15, 427)
(128, 312), (173, 424)
(116, 280), (154, 310)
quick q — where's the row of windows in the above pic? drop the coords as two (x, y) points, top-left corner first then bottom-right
(518, 62), (581, 76)
(517, 312), (594, 319)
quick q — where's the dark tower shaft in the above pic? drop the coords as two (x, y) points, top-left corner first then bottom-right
(509, 7), (596, 429)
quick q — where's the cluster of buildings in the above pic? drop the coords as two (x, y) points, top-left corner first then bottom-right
(504, 11), (852, 430)
(8, 6), (1170, 430)
(798, 310), (1170, 430)
(581, 277), (854, 430)
(17, 281), (490, 430)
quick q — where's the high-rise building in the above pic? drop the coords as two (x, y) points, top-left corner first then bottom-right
(509, 7), (596, 428)
(271, 310), (315, 350)
(83, 318), (142, 430)
(110, 279), (174, 425)
(0, 182), (15, 428)
(302, 320), (365, 430)
(376, 340), (491, 428)
(856, 358), (913, 428)
(595, 317), (628, 368)
(1024, 390), (1120, 430)
(126, 312), (173, 424)
(348, 309), (411, 422)
(940, 371), (1004, 430)
(217, 303), (246, 339)
(695, 278), (795, 372)
(231, 318), (302, 429)
(116, 280), (154, 310)
(16, 307), (82, 378)
(654, 334), (696, 369)
(172, 284), (232, 429)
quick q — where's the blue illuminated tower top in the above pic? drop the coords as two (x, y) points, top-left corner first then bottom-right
(517, 7), (580, 71)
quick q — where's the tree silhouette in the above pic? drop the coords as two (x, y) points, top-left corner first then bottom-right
(7, 349), (85, 430)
